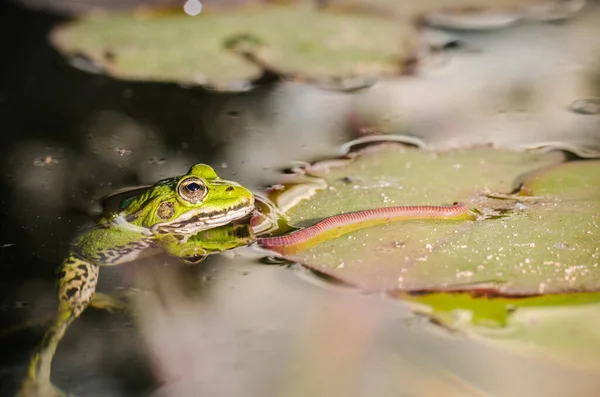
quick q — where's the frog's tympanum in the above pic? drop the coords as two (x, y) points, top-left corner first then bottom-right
(20, 164), (255, 397)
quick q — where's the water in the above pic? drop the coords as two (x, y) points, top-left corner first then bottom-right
(1, 1), (600, 396)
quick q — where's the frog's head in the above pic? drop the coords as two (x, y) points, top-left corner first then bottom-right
(116, 164), (254, 236)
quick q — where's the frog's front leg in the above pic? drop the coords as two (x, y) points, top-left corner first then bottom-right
(158, 224), (256, 264)
(20, 254), (99, 397)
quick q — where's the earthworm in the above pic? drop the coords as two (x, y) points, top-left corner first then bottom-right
(258, 202), (470, 249)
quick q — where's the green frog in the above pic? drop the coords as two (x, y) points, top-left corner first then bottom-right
(19, 164), (256, 397)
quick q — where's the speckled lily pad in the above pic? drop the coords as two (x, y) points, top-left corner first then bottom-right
(259, 144), (600, 371)
(259, 144), (600, 295)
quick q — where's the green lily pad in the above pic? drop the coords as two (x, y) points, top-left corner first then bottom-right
(398, 291), (600, 328)
(398, 291), (600, 372)
(260, 144), (600, 294)
(277, 145), (563, 223)
(49, 3), (414, 90)
(49, 0), (577, 89)
(260, 145), (600, 372)
(520, 160), (600, 197)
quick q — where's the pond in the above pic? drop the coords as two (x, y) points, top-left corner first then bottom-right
(1, 1), (600, 396)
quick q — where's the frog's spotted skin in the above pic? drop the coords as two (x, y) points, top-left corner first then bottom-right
(59, 255), (100, 306)
(20, 164), (255, 397)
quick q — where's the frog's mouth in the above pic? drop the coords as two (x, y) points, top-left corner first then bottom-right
(150, 198), (255, 235)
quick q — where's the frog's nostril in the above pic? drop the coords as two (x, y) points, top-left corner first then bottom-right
(226, 186), (234, 192)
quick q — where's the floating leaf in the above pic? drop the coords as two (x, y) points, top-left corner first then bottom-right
(324, 0), (585, 30)
(258, 144), (600, 372)
(49, 0), (573, 90)
(520, 160), (600, 197)
(398, 291), (600, 327)
(260, 144), (600, 295)
(49, 3), (415, 90)
(397, 291), (600, 372)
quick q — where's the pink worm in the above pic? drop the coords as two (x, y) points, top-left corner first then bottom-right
(258, 202), (469, 249)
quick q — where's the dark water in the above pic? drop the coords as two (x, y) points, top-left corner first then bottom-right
(2, 1), (600, 396)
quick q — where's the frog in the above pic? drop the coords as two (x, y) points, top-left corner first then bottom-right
(19, 164), (256, 397)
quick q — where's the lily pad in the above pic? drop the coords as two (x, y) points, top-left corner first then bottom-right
(49, 3), (414, 90)
(398, 291), (600, 372)
(49, 0), (573, 90)
(259, 144), (600, 295)
(324, 0), (586, 30)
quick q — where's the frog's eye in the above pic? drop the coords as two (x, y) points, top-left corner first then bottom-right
(178, 177), (207, 204)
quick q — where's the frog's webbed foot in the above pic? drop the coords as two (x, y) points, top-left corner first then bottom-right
(88, 291), (129, 312)
(88, 288), (151, 312)
(21, 254), (99, 397)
